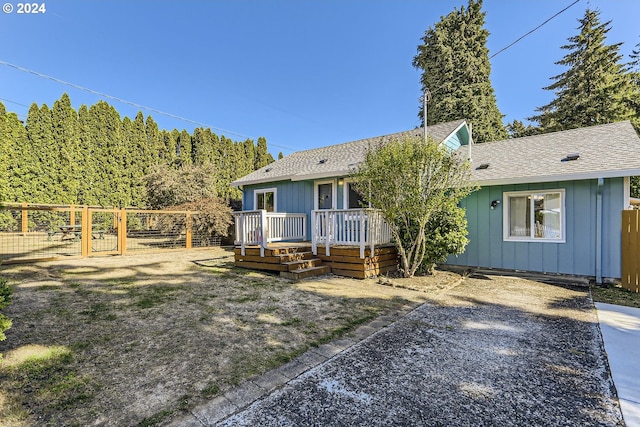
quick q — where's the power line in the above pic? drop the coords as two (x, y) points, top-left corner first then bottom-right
(0, 60), (297, 152)
(489, 0), (581, 59)
(428, 0), (581, 98)
(0, 97), (30, 108)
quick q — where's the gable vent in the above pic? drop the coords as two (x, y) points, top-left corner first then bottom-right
(562, 153), (580, 162)
(476, 163), (490, 170)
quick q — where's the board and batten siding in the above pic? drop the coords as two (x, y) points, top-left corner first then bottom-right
(242, 180), (314, 239)
(446, 178), (625, 279)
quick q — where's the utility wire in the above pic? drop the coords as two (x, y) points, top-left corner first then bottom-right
(0, 60), (297, 152)
(489, 0), (581, 59)
(427, 0), (581, 98)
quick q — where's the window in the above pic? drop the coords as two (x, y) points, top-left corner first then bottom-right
(254, 188), (276, 212)
(343, 179), (369, 209)
(504, 190), (564, 242)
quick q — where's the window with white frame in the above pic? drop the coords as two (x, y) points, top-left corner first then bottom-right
(343, 179), (369, 209)
(503, 190), (565, 242)
(254, 188), (276, 212)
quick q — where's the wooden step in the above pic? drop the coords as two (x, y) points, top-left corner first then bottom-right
(235, 260), (288, 272)
(280, 265), (331, 280)
(275, 251), (315, 263)
(281, 258), (323, 271)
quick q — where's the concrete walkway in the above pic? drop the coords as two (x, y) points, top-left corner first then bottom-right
(170, 277), (623, 427)
(596, 302), (640, 427)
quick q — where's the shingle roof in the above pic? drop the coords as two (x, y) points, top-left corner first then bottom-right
(232, 119), (467, 186)
(463, 121), (640, 185)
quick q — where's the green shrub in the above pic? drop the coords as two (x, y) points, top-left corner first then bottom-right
(0, 276), (12, 345)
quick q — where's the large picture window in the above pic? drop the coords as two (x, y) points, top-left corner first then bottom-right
(504, 190), (565, 242)
(254, 188), (276, 212)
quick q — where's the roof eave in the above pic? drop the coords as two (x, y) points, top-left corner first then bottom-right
(476, 169), (640, 187)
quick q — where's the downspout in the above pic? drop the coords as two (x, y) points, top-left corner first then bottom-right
(596, 177), (604, 284)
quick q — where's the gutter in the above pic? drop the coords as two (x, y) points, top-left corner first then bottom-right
(596, 177), (604, 284)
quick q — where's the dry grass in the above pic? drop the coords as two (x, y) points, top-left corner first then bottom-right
(0, 248), (454, 427)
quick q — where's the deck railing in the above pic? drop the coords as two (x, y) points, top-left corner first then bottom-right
(233, 210), (306, 256)
(311, 209), (391, 259)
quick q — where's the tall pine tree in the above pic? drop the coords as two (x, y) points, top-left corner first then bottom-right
(530, 9), (636, 131)
(413, 0), (507, 143)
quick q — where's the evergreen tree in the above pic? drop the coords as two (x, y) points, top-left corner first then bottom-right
(127, 112), (150, 206)
(192, 127), (216, 165)
(278, 152), (284, 160)
(145, 115), (162, 167)
(530, 9), (636, 131)
(628, 39), (640, 133)
(25, 104), (57, 203)
(77, 104), (102, 205)
(177, 129), (192, 167)
(506, 119), (539, 138)
(254, 137), (271, 169)
(87, 101), (127, 207)
(413, 0), (507, 143)
(0, 103), (11, 202)
(52, 93), (81, 203)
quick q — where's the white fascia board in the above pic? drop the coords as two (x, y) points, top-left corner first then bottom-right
(231, 174), (296, 187)
(476, 169), (640, 187)
(290, 169), (353, 182)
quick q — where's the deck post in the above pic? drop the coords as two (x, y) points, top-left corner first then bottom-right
(239, 212), (246, 256)
(311, 211), (317, 255)
(326, 211), (333, 257)
(359, 210), (365, 259)
(260, 209), (267, 257)
(369, 210), (375, 260)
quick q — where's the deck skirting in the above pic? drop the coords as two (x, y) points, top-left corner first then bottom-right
(233, 244), (398, 279)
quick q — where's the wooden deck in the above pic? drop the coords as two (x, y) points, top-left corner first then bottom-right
(234, 243), (398, 279)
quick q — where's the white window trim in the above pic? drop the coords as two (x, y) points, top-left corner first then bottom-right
(503, 189), (566, 243)
(624, 176), (631, 209)
(342, 178), (371, 210)
(254, 187), (277, 212)
(314, 179), (337, 210)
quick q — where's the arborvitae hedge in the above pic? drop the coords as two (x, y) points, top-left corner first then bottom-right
(0, 94), (274, 206)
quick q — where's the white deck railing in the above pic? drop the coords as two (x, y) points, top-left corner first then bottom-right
(311, 209), (391, 259)
(233, 210), (306, 256)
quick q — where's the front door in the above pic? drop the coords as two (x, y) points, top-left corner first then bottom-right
(316, 181), (335, 210)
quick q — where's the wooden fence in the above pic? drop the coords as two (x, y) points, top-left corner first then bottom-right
(621, 209), (640, 292)
(0, 203), (223, 264)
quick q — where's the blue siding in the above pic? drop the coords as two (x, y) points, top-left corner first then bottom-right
(446, 178), (625, 279)
(242, 180), (314, 239)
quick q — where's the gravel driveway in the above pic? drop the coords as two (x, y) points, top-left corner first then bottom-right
(177, 274), (623, 426)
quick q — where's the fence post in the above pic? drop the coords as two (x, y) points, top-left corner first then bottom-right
(186, 211), (192, 250)
(21, 202), (28, 235)
(81, 205), (90, 257)
(70, 204), (76, 226)
(119, 209), (127, 255)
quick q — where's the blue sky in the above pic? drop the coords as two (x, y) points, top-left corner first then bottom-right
(1, 0), (638, 155)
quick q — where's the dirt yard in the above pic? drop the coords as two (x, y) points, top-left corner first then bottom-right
(0, 248), (461, 426)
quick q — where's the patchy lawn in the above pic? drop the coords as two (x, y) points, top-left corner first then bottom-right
(591, 283), (640, 308)
(0, 248), (450, 426)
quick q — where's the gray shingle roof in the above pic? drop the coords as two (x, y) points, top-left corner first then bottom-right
(463, 121), (640, 185)
(232, 119), (467, 186)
